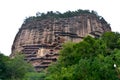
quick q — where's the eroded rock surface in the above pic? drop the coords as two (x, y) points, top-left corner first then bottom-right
(11, 13), (111, 71)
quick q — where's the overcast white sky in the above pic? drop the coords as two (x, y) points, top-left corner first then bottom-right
(0, 0), (120, 56)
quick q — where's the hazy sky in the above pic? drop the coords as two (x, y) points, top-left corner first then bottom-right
(0, 0), (120, 56)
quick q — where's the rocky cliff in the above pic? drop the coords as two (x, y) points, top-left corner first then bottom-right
(11, 10), (111, 71)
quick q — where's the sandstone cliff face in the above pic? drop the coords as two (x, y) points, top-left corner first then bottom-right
(12, 14), (111, 55)
(11, 13), (111, 71)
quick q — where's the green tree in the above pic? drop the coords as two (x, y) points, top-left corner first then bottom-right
(6, 54), (34, 80)
(0, 53), (9, 80)
(101, 32), (120, 49)
(45, 32), (120, 80)
(24, 72), (46, 80)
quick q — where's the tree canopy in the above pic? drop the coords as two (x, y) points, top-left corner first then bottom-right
(24, 9), (104, 24)
(0, 54), (35, 80)
(45, 32), (120, 80)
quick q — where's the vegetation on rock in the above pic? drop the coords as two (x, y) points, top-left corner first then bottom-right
(24, 9), (106, 24)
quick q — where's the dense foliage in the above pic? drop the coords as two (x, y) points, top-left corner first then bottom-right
(24, 9), (106, 24)
(45, 32), (120, 80)
(0, 54), (37, 80)
(0, 54), (9, 79)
